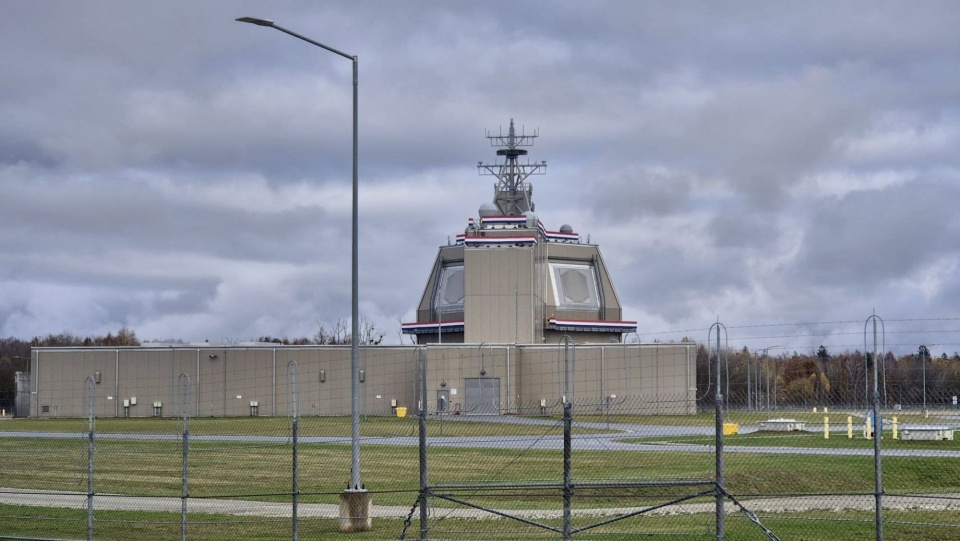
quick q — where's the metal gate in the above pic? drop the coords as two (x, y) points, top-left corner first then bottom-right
(464, 377), (500, 415)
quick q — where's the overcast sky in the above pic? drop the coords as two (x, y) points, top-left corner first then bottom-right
(2, 1), (960, 355)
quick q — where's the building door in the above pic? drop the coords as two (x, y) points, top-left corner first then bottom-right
(436, 389), (449, 414)
(464, 378), (500, 415)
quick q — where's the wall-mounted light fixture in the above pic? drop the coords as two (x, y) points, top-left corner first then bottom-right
(440, 380), (447, 387)
(359, 370), (365, 382)
(209, 354), (218, 359)
(319, 370), (326, 383)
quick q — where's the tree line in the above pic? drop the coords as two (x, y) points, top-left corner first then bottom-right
(695, 344), (960, 410)
(0, 328), (141, 413)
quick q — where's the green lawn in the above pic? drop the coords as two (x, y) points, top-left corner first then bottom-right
(3, 434), (959, 504)
(4, 414), (960, 539)
(1, 503), (959, 540)
(0, 415), (620, 437)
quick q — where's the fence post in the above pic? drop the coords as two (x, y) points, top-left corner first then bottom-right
(710, 321), (727, 541)
(288, 360), (300, 541)
(293, 415), (299, 541)
(85, 376), (95, 541)
(865, 313), (884, 541)
(562, 401), (572, 541)
(179, 373), (190, 541)
(418, 347), (429, 540)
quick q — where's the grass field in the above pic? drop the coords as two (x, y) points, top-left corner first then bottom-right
(3, 413), (960, 539)
(0, 415), (614, 437)
(3, 436), (959, 502)
(1, 503), (959, 540)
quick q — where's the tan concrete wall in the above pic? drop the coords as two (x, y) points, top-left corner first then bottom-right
(420, 344), (517, 413)
(30, 343), (694, 418)
(464, 247), (535, 343)
(32, 347), (419, 419)
(516, 343), (696, 415)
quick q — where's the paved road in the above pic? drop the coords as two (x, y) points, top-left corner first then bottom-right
(3, 487), (959, 520)
(4, 429), (960, 457)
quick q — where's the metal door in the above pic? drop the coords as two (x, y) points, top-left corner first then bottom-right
(436, 389), (449, 413)
(464, 378), (500, 415)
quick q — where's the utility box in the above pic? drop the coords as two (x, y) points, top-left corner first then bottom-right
(760, 418), (805, 431)
(723, 423), (739, 435)
(15, 372), (31, 418)
(901, 426), (954, 441)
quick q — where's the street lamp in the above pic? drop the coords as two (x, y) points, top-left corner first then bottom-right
(236, 16), (366, 529)
(759, 345), (782, 411)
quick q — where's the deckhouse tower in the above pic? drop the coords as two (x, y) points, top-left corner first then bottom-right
(402, 120), (636, 344)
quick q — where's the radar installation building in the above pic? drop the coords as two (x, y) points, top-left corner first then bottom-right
(25, 121), (695, 419)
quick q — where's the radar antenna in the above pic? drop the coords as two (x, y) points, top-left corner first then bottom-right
(477, 119), (547, 215)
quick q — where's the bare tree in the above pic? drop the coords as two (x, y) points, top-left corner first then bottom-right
(314, 317), (383, 345)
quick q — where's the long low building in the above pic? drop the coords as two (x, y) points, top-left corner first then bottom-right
(26, 342), (695, 418)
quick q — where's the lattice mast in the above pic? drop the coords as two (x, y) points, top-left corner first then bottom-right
(478, 119), (547, 216)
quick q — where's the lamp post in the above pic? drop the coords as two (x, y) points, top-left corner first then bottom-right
(759, 346), (782, 411)
(237, 17), (368, 531)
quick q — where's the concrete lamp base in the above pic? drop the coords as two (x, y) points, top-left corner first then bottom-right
(339, 489), (373, 533)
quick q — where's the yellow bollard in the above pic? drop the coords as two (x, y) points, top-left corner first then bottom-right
(813, 407), (818, 413)
(824, 416), (829, 439)
(866, 416), (874, 440)
(893, 416), (898, 440)
(824, 406), (828, 413)
(847, 416), (853, 439)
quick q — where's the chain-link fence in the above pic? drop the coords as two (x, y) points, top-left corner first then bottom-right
(4, 318), (960, 539)
(2, 347), (424, 540)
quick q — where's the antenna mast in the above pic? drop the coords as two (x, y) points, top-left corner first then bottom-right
(478, 119), (547, 215)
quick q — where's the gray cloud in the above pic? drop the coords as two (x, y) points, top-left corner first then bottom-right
(2, 1), (959, 353)
(792, 181), (960, 286)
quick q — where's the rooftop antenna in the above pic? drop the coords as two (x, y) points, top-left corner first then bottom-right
(478, 119), (547, 215)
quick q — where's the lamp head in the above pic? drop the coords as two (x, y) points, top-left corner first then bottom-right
(236, 17), (274, 27)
